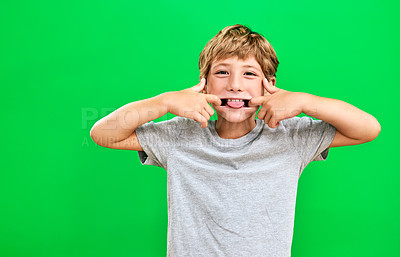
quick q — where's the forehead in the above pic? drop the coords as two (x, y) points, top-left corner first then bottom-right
(211, 56), (261, 72)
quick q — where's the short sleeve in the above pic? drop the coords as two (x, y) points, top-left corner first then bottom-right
(134, 116), (185, 169)
(282, 116), (337, 169)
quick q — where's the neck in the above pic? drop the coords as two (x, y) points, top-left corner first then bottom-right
(215, 115), (257, 139)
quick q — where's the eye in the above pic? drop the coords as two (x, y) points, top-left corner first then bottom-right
(244, 72), (256, 76)
(216, 71), (228, 74)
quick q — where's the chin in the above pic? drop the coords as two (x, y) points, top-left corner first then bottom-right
(214, 105), (258, 123)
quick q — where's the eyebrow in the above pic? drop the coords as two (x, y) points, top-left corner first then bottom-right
(213, 63), (261, 72)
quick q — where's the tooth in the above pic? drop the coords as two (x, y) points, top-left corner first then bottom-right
(226, 99), (245, 102)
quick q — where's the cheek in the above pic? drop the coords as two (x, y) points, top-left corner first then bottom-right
(206, 84), (220, 95)
(250, 83), (264, 96)
(248, 80), (263, 95)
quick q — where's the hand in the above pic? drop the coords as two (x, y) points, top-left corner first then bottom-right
(249, 78), (307, 128)
(164, 78), (221, 128)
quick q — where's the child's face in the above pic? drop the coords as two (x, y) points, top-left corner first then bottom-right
(204, 56), (265, 123)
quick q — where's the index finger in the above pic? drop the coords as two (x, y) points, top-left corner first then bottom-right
(248, 96), (266, 107)
(203, 94), (222, 106)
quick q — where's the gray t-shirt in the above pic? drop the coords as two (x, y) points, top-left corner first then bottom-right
(135, 116), (336, 257)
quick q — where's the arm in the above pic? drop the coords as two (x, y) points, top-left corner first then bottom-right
(249, 78), (381, 148)
(90, 78), (220, 150)
(90, 94), (169, 150)
(301, 94), (381, 147)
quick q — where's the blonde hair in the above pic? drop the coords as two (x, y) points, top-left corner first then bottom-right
(199, 24), (279, 82)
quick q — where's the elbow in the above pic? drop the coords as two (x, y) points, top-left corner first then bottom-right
(89, 126), (103, 146)
(372, 122), (381, 141)
(89, 126), (116, 147)
(371, 117), (381, 140)
(365, 118), (381, 143)
(89, 126), (96, 142)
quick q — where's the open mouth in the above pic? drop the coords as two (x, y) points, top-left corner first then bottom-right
(220, 98), (250, 108)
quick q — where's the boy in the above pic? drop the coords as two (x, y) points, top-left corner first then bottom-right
(90, 24), (381, 257)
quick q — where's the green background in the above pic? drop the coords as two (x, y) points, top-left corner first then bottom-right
(1, 0), (399, 256)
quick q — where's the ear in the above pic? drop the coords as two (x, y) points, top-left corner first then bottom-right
(269, 76), (276, 87)
(263, 76), (276, 95)
(200, 75), (207, 94)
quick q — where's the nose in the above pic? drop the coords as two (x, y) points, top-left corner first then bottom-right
(227, 74), (244, 92)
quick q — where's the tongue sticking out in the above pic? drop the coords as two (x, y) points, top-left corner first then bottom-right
(226, 101), (244, 108)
